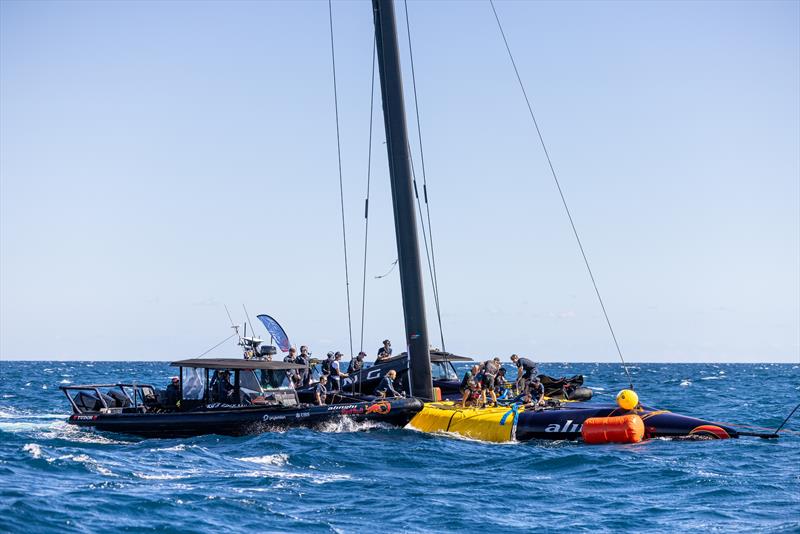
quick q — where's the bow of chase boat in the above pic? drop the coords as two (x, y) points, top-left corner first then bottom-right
(60, 358), (422, 438)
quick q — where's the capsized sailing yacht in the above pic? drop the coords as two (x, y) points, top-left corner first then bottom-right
(369, 0), (781, 444)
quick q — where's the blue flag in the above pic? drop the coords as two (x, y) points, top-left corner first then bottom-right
(256, 314), (291, 353)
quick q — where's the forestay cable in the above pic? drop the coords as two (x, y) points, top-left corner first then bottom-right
(329, 0), (354, 358)
(403, 0), (446, 351)
(489, 0), (633, 389)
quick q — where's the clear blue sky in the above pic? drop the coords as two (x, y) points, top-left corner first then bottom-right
(1, 0), (798, 362)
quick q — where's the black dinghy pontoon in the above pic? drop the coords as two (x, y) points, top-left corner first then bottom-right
(61, 358), (422, 438)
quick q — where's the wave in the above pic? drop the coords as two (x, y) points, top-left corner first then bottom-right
(317, 416), (393, 433)
(237, 454), (289, 467)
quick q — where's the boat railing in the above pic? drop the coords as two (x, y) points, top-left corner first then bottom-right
(60, 383), (156, 415)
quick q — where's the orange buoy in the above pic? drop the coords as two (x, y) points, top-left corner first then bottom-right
(581, 414), (645, 444)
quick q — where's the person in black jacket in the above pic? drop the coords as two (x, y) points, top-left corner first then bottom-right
(347, 352), (366, 375)
(164, 377), (180, 407)
(315, 376), (328, 406)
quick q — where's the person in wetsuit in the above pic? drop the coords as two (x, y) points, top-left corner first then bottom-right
(510, 354), (538, 393)
(374, 370), (403, 398)
(460, 365), (480, 407)
(314, 376), (328, 406)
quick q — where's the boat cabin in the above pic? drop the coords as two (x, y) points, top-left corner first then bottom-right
(172, 358), (305, 408)
(60, 358), (307, 415)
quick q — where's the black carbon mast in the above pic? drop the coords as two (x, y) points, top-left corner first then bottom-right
(372, 0), (433, 400)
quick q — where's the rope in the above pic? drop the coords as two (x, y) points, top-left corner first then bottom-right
(375, 259), (398, 279)
(328, 0), (354, 358)
(489, 0), (633, 390)
(359, 38), (377, 356)
(194, 333), (237, 359)
(403, 0), (446, 351)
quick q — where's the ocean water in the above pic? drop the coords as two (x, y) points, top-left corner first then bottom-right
(1, 361), (798, 533)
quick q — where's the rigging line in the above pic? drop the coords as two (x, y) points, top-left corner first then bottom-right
(329, 0), (354, 358)
(194, 332), (237, 359)
(402, 0), (445, 351)
(375, 259), (399, 279)
(489, 0), (633, 389)
(408, 146), (446, 350)
(360, 37), (377, 355)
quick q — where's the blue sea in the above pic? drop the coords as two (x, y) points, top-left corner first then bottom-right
(1, 361), (798, 533)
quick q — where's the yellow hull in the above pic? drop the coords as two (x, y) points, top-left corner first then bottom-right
(407, 401), (524, 443)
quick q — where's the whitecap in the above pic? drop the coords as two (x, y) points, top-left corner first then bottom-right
(317, 417), (393, 433)
(23, 443), (42, 459)
(680, 380), (692, 387)
(237, 454), (289, 467)
(701, 376), (724, 380)
(59, 379), (71, 384)
(1, 394), (16, 399)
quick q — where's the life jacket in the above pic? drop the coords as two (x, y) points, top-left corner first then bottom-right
(321, 358), (333, 374)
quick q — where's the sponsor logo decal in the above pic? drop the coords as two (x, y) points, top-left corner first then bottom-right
(544, 420), (583, 433)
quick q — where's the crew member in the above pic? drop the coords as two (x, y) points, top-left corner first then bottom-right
(510, 354), (538, 393)
(215, 370), (234, 403)
(315, 376), (328, 405)
(284, 347), (297, 363)
(375, 339), (392, 363)
(321, 351), (335, 375)
(295, 345), (312, 386)
(374, 369), (402, 398)
(164, 376), (180, 407)
(480, 357), (501, 407)
(528, 376), (545, 406)
(348, 352), (366, 374)
(495, 367), (509, 399)
(460, 365), (480, 407)
(329, 352), (348, 391)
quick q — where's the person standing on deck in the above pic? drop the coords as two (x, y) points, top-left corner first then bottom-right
(375, 339), (392, 363)
(314, 376), (328, 405)
(295, 345), (312, 386)
(329, 352), (348, 391)
(460, 365), (480, 407)
(510, 354), (538, 393)
(348, 352), (366, 375)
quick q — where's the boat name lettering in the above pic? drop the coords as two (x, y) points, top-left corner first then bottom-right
(544, 419), (583, 433)
(262, 414), (287, 422)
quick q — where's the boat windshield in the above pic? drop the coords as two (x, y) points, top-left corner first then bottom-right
(257, 369), (292, 390)
(431, 361), (458, 380)
(239, 370), (264, 396)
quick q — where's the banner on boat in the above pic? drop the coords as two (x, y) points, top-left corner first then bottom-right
(256, 314), (291, 353)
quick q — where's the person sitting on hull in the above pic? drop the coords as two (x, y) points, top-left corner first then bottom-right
(329, 352), (349, 391)
(375, 339), (392, 364)
(315, 376), (328, 406)
(510, 354), (538, 393)
(480, 357), (501, 407)
(460, 365), (480, 408)
(348, 352), (366, 375)
(494, 367), (509, 399)
(374, 370), (403, 398)
(527, 376), (545, 407)
(164, 376), (180, 408)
